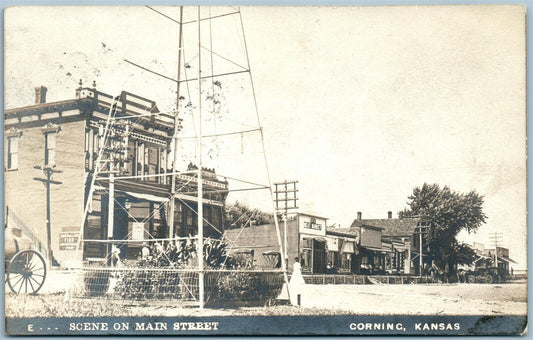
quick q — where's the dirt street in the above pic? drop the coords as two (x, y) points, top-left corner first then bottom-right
(5, 279), (527, 317)
(299, 282), (527, 315)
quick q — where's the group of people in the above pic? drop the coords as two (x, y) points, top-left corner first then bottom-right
(107, 239), (201, 267)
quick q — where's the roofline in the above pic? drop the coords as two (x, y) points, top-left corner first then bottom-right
(326, 229), (357, 238)
(360, 224), (385, 230)
(5, 98), (79, 114)
(297, 212), (328, 220)
(5, 88), (174, 130)
(351, 216), (419, 222)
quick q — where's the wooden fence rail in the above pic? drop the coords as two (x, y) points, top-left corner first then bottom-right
(302, 274), (438, 285)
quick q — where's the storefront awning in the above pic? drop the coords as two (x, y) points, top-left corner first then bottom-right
(474, 254), (491, 263)
(326, 237), (339, 252)
(393, 244), (408, 252)
(362, 245), (392, 253)
(124, 191), (170, 203)
(498, 256), (517, 264)
(304, 236), (326, 242)
(382, 243), (393, 252)
(341, 241), (355, 253)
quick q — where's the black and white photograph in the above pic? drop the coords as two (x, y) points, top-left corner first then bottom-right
(3, 5), (527, 335)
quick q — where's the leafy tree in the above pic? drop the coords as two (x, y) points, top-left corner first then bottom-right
(400, 183), (486, 274)
(224, 201), (274, 230)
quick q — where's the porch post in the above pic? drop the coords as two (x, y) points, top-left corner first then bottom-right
(404, 240), (411, 275)
(107, 173), (114, 258)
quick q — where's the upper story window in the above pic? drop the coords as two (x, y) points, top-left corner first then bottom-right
(42, 123), (60, 168)
(5, 128), (22, 171)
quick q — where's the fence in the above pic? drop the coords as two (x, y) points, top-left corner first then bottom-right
(510, 270), (527, 280)
(303, 274), (438, 285)
(67, 266), (285, 307)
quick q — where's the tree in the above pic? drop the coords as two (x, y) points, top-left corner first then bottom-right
(224, 201), (274, 230)
(400, 183), (487, 274)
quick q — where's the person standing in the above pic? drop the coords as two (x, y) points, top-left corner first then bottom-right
(141, 242), (150, 261)
(289, 257), (305, 306)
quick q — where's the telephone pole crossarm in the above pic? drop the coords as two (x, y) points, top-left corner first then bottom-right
(273, 180), (299, 268)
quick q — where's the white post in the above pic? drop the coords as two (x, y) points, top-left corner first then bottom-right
(494, 246), (499, 268)
(284, 214), (288, 266)
(419, 230), (423, 277)
(197, 6), (205, 309)
(107, 172), (114, 259)
(404, 240), (411, 275)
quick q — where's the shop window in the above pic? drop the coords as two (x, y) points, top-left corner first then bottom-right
(301, 249), (312, 268)
(6, 134), (20, 170)
(327, 251), (339, 272)
(301, 238), (312, 249)
(212, 207), (221, 229)
(300, 237), (312, 269)
(42, 123), (60, 168)
(234, 250), (254, 268)
(84, 128), (100, 171)
(185, 208), (196, 236)
(173, 204), (182, 237)
(45, 132), (56, 167)
(341, 253), (352, 270)
(147, 147), (158, 182)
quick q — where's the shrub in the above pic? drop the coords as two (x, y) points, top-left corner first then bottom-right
(84, 270), (110, 297)
(112, 267), (186, 300)
(207, 271), (284, 307)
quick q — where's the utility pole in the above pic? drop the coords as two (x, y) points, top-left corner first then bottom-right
(273, 180), (298, 268)
(168, 6), (184, 240)
(414, 223), (429, 277)
(489, 232), (503, 268)
(101, 122), (128, 261)
(33, 166), (62, 268)
(197, 5), (205, 310)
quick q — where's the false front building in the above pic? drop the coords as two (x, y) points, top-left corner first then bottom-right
(341, 211), (435, 275)
(5, 84), (228, 267)
(224, 212), (360, 274)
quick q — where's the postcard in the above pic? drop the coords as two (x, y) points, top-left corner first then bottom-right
(3, 5), (527, 335)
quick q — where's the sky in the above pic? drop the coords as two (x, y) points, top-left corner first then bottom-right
(4, 6), (527, 269)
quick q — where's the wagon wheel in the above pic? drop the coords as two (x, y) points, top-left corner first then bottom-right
(7, 250), (47, 295)
(484, 275), (493, 284)
(466, 274), (476, 284)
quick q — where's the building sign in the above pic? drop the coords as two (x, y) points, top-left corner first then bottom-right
(175, 173), (227, 189)
(59, 233), (79, 250)
(304, 217), (322, 230)
(360, 226), (382, 249)
(132, 222), (145, 240)
(299, 214), (326, 236)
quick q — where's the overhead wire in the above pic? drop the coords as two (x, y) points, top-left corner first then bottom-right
(82, 8), (284, 279)
(208, 6), (220, 166)
(237, 7), (291, 296)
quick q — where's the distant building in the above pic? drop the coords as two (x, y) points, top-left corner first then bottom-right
(337, 211), (426, 275)
(224, 213), (361, 274)
(470, 242), (516, 274)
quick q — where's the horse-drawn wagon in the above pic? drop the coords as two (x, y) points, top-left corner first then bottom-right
(5, 226), (47, 294)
